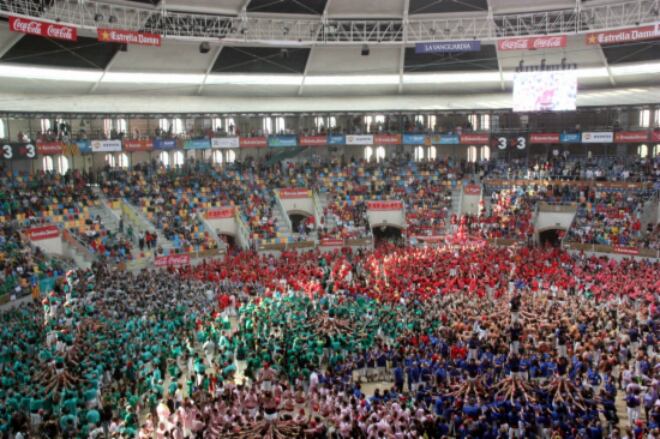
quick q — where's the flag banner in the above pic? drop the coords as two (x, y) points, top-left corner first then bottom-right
(530, 133), (560, 144)
(9, 16), (77, 41)
(346, 134), (374, 145)
(184, 139), (211, 150)
(25, 225), (59, 241)
(328, 134), (346, 145)
(366, 200), (404, 211)
(415, 40), (481, 54)
(278, 188), (310, 199)
(460, 133), (490, 144)
(239, 137), (267, 148)
(560, 133), (581, 143)
(36, 141), (65, 155)
(403, 134), (427, 145)
(154, 254), (191, 267)
(373, 134), (402, 145)
(97, 28), (161, 46)
(211, 137), (239, 149)
(123, 139), (153, 152)
(91, 139), (122, 152)
(582, 132), (613, 143)
(586, 24), (660, 45)
(205, 207), (235, 219)
(320, 239), (344, 247)
(268, 135), (298, 148)
(153, 138), (177, 150)
(464, 184), (482, 195)
(614, 131), (649, 143)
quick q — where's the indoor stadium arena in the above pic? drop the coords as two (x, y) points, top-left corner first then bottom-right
(0, 0), (658, 437)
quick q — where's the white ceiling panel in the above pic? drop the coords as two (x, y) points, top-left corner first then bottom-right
(489, 0), (575, 13)
(326, 0), (406, 17)
(166, 0), (244, 14)
(109, 40), (218, 73)
(306, 46), (401, 74)
(93, 82), (199, 95)
(302, 84), (400, 96)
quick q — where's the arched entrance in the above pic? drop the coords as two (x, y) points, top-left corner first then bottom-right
(538, 228), (564, 248)
(218, 233), (237, 250)
(371, 224), (403, 246)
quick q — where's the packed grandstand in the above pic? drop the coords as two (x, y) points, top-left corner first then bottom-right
(0, 0), (659, 438)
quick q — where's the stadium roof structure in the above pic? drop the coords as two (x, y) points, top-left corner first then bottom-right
(0, 0), (657, 112)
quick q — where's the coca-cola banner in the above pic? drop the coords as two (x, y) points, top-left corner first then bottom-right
(460, 133), (490, 145)
(498, 35), (567, 51)
(25, 225), (60, 241)
(205, 207), (235, 220)
(36, 141), (65, 155)
(239, 137), (267, 148)
(9, 16), (77, 41)
(614, 131), (649, 143)
(97, 28), (161, 46)
(122, 139), (153, 152)
(154, 253), (191, 267)
(279, 188), (311, 199)
(299, 136), (327, 146)
(366, 200), (404, 211)
(530, 133), (560, 144)
(586, 24), (660, 46)
(373, 134), (402, 145)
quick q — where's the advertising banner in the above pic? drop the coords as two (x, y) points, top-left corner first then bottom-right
(366, 200), (404, 211)
(612, 246), (640, 256)
(346, 134), (374, 145)
(415, 40), (481, 54)
(122, 139), (153, 152)
(211, 137), (239, 149)
(97, 28), (161, 46)
(9, 16), (77, 41)
(498, 35), (567, 51)
(614, 131), (649, 143)
(430, 134), (460, 145)
(1, 143), (37, 160)
(586, 24), (660, 45)
(403, 133), (427, 145)
(373, 134), (402, 145)
(184, 139), (211, 150)
(25, 225), (59, 241)
(36, 141), (65, 155)
(460, 133), (490, 145)
(328, 134), (346, 145)
(464, 184), (482, 195)
(154, 253), (191, 267)
(278, 188), (310, 199)
(415, 235), (445, 243)
(582, 132), (613, 143)
(299, 135), (327, 146)
(530, 133), (560, 144)
(91, 139), (122, 152)
(319, 239), (344, 247)
(560, 133), (581, 143)
(268, 135), (298, 148)
(153, 138), (177, 150)
(653, 131), (660, 142)
(239, 136), (267, 148)
(205, 207), (235, 219)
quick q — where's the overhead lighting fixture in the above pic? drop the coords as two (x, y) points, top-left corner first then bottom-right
(205, 74), (302, 86)
(102, 72), (205, 84)
(94, 13), (103, 22)
(361, 44), (369, 56)
(305, 75), (399, 86)
(0, 64), (101, 82)
(108, 15), (117, 24)
(199, 42), (210, 54)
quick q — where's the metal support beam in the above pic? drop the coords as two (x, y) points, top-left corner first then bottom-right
(487, 0), (506, 91)
(197, 46), (223, 95)
(89, 50), (119, 94)
(398, 0), (410, 94)
(1, 0), (654, 46)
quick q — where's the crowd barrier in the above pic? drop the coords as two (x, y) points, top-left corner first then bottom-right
(484, 179), (653, 191)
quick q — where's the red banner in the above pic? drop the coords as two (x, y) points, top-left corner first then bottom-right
(614, 131), (649, 143)
(498, 35), (566, 51)
(299, 136), (327, 146)
(366, 200), (403, 211)
(460, 133), (490, 145)
(464, 184), (482, 195)
(9, 16), (77, 41)
(373, 134), (402, 145)
(36, 141), (65, 155)
(530, 133), (560, 144)
(586, 24), (660, 46)
(154, 254), (191, 267)
(97, 28), (161, 46)
(278, 188), (310, 199)
(240, 137), (267, 148)
(25, 225), (59, 241)
(122, 139), (153, 152)
(320, 239), (344, 247)
(612, 246), (640, 256)
(205, 207), (235, 219)
(653, 131), (660, 142)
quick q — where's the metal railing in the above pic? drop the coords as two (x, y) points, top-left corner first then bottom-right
(0, 0), (657, 44)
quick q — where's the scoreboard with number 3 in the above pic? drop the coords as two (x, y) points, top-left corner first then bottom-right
(1, 143), (37, 160)
(493, 134), (527, 151)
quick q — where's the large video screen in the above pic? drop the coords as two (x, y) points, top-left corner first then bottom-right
(513, 71), (577, 112)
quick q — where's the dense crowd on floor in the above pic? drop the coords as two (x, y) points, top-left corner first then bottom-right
(0, 240), (657, 438)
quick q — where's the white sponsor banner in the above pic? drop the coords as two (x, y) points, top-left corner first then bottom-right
(345, 134), (374, 145)
(211, 137), (239, 149)
(91, 139), (122, 152)
(581, 132), (613, 144)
